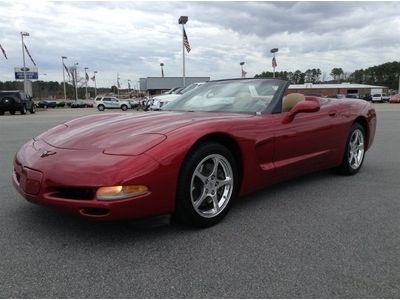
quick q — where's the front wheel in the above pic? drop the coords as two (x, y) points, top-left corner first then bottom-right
(121, 104), (128, 111)
(336, 123), (366, 175)
(30, 104), (36, 114)
(174, 142), (239, 227)
(97, 105), (105, 111)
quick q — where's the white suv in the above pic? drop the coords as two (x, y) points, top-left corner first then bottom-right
(95, 96), (131, 111)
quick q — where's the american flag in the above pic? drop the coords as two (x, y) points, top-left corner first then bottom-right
(272, 56), (277, 68)
(183, 27), (191, 53)
(0, 44), (7, 59)
(241, 69), (247, 78)
(91, 75), (96, 82)
(23, 43), (36, 66)
(85, 71), (89, 82)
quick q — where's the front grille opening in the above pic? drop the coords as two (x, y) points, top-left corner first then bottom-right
(80, 207), (110, 216)
(52, 187), (94, 200)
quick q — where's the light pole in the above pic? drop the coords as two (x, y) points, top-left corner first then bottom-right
(20, 32), (29, 94)
(178, 16), (188, 87)
(74, 62), (79, 101)
(62, 56), (67, 101)
(270, 48), (279, 78)
(84, 67), (89, 99)
(128, 79), (131, 93)
(94, 71), (98, 98)
(240, 61), (245, 78)
(160, 62), (164, 78)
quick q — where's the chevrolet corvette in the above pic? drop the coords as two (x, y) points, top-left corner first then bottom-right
(13, 78), (376, 227)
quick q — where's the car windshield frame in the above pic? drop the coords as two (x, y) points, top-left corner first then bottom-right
(162, 78), (289, 114)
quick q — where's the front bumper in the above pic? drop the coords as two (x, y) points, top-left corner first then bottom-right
(13, 139), (177, 220)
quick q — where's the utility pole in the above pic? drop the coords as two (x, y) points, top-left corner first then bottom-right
(74, 62), (79, 101)
(62, 56), (67, 101)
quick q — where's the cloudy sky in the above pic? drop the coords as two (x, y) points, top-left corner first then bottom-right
(0, 1), (399, 88)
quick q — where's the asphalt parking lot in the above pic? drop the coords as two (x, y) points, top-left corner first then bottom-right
(0, 105), (399, 298)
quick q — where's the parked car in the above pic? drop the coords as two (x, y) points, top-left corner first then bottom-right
(389, 94), (400, 103)
(56, 101), (66, 107)
(382, 94), (390, 102)
(346, 93), (359, 99)
(12, 78), (376, 227)
(0, 90), (36, 115)
(372, 93), (384, 103)
(71, 100), (90, 108)
(150, 82), (205, 110)
(37, 100), (57, 108)
(95, 96), (131, 111)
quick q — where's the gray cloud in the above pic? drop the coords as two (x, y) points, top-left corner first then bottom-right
(0, 1), (399, 87)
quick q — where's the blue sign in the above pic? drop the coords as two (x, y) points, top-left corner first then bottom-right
(14, 67), (39, 80)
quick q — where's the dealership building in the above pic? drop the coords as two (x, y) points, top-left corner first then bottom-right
(139, 78), (388, 97)
(140, 77), (210, 95)
(288, 83), (388, 97)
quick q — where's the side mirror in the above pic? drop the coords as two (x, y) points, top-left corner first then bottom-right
(283, 100), (320, 123)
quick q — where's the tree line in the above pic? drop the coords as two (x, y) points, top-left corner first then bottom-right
(1, 61), (399, 98)
(254, 61), (400, 89)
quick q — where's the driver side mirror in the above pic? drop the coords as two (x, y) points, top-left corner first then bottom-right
(282, 100), (320, 124)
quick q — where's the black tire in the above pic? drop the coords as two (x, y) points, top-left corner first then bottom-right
(98, 104), (105, 111)
(173, 142), (239, 227)
(121, 104), (128, 111)
(20, 105), (27, 115)
(30, 104), (36, 114)
(0, 111), (4, 115)
(9, 110), (15, 115)
(336, 123), (366, 175)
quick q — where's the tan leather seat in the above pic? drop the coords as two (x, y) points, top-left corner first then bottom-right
(282, 93), (305, 112)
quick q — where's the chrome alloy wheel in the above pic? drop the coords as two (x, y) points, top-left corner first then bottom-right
(190, 154), (233, 218)
(348, 129), (365, 170)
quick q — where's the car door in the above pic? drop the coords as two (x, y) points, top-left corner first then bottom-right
(102, 97), (112, 108)
(111, 97), (119, 108)
(271, 101), (340, 179)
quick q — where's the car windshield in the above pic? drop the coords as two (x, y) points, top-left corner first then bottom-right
(178, 83), (201, 94)
(163, 79), (286, 114)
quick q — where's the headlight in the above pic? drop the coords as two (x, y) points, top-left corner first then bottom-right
(96, 185), (149, 200)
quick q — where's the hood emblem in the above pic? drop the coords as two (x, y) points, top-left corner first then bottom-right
(40, 150), (56, 158)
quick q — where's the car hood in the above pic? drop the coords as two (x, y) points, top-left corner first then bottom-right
(36, 111), (250, 153)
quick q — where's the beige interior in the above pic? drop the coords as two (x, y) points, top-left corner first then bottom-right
(282, 93), (305, 112)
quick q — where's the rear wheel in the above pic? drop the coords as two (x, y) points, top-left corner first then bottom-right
(98, 104), (105, 111)
(336, 123), (366, 175)
(174, 142), (239, 227)
(9, 110), (15, 115)
(121, 104), (128, 111)
(0, 111), (4, 115)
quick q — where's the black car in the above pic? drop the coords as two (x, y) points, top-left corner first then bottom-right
(71, 100), (89, 108)
(0, 90), (36, 115)
(37, 100), (57, 108)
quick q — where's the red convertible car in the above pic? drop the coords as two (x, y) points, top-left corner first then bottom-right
(13, 79), (376, 227)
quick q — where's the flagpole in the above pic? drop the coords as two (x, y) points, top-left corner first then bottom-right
(182, 25), (186, 88)
(84, 67), (89, 99)
(94, 71), (98, 97)
(62, 56), (67, 101)
(179, 16), (188, 88)
(20, 32), (29, 95)
(74, 62), (78, 101)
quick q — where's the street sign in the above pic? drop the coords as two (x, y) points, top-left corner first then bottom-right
(14, 66), (38, 80)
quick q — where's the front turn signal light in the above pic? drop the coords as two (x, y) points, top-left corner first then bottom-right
(96, 185), (149, 200)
